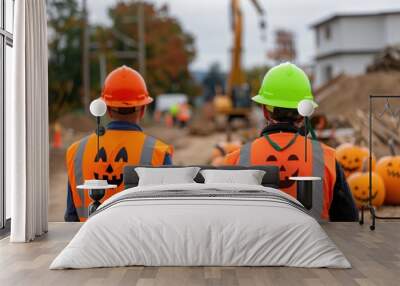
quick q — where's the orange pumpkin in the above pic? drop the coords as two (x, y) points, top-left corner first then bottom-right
(211, 156), (225, 167)
(336, 144), (375, 177)
(211, 141), (242, 159)
(347, 172), (385, 208)
(375, 156), (400, 205)
(211, 141), (241, 166)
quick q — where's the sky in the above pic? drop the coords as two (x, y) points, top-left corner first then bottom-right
(87, 0), (400, 71)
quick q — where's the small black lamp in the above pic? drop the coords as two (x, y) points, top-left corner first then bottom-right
(297, 99), (315, 162)
(89, 98), (107, 156)
(290, 99), (321, 211)
(77, 98), (116, 216)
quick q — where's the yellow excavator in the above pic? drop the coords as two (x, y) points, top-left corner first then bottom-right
(214, 0), (266, 121)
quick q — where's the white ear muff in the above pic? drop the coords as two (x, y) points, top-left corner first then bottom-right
(297, 99), (315, 117)
(90, 99), (107, 117)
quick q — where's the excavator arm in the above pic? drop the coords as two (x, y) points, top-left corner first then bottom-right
(250, 0), (264, 15)
(251, 0), (267, 33)
(228, 0), (266, 89)
(214, 0), (266, 117)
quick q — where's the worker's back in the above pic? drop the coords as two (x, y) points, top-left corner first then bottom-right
(224, 62), (358, 221)
(65, 66), (175, 222)
(224, 128), (336, 220)
(66, 122), (173, 222)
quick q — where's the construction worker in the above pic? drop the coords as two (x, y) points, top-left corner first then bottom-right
(177, 102), (191, 128)
(169, 103), (179, 126)
(224, 63), (358, 222)
(65, 66), (173, 222)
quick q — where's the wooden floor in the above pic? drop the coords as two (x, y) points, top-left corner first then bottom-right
(0, 222), (399, 286)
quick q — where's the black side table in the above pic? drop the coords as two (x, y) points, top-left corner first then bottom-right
(290, 176), (321, 210)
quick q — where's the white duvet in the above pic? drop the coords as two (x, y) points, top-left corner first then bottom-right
(50, 183), (351, 269)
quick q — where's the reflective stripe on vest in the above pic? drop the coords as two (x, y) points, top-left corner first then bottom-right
(140, 136), (156, 165)
(239, 142), (251, 166)
(73, 136), (90, 219)
(310, 139), (326, 222)
(238, 138), (327, 221)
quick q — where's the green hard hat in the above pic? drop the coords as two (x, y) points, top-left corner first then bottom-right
(169, 104), (179, 116)
(252, 62), (317, 109)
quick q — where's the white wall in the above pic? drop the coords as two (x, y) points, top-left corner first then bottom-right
(316, 16), (385, 56)
(316, 20), (342, 56)
(338, 17), (385, 51)
(384, 14), (400, 45)
(314, 54), (375, 87)
(314, 13), (400, 87)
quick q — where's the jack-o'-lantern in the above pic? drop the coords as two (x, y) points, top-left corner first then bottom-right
(336, 144), (376, 177)
(266, 153), (300, 189)
(91, 146), (128, 192)
(347, 172), (385, 208)
(376, 156), (400, 205)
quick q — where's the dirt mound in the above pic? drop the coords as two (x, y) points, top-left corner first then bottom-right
(367, 45), (400, 73)
(317, 72), (400, 119)
(316, 72), (400, 156)
(57, 112), (95, 132)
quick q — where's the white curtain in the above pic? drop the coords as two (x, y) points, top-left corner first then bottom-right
(7, 0), (49, 242)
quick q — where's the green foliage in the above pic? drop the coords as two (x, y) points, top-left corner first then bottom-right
(106, 2), (199, 97)
(47, 0), (200, 122)
(48, 0), (83, 122)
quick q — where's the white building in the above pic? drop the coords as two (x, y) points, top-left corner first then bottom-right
(312, 11), (400, 87)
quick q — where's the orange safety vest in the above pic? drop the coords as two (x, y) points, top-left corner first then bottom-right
(66, 130), (173, 222)
(224, 133), (336, 220)
(177, 103), (190, 122)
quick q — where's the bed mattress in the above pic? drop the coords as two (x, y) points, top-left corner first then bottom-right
(50, 183), (351, 269)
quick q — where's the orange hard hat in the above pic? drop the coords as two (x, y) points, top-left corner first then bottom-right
(101, 65), (153, 108)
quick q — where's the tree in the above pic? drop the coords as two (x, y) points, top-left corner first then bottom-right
(105, 1), (199, 98)
(47, 0), (84, 122)
(47, 0), (199, 123)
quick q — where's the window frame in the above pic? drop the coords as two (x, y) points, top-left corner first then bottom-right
(324, 64), (333, 83)
(324, 24), (331, 40)
(0, 0), (14, 232)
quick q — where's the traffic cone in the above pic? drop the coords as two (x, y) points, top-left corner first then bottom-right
(53, 122), (63, 149)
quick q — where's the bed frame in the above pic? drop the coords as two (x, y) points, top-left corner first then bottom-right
(123, 165), (280, 189)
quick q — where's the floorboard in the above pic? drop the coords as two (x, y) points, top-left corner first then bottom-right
(0, 222), (399, 286)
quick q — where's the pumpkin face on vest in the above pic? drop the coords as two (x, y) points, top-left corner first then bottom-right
(92, 146), (128, 188)
(376, 156), (400, 205)
(266, 153), (300, 189)
(347, 172), (385, 208)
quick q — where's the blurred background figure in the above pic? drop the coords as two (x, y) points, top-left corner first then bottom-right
(177, 102), (191, 128)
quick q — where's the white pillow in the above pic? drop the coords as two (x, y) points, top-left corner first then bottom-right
(200, 169), (266, 185)
(135, 167), (200, 186)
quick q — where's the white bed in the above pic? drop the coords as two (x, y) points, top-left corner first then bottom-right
(50, 183), (350, 269)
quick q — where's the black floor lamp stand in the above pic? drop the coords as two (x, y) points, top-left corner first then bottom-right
(360, 95), (400, 230)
